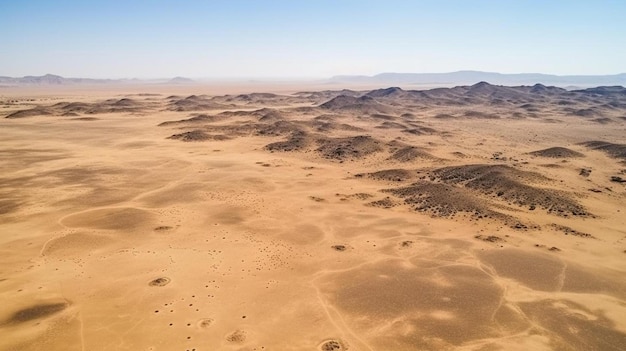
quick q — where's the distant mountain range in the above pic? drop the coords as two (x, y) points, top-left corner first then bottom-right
(0, 74), (196, 85)
(0, 74), (123, 85)
(330, 71), (626, 87)
(2, 72), (626, 87)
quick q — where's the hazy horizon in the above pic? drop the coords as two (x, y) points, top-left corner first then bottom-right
(3, 70), (626, 82)
(2, 0), (625, 79)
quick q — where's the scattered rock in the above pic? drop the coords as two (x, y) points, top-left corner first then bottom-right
(550, 224), (595, 238)
(367, 197), (397, 208)
(610, 176), (626, 183)
(149, 277), (171, 287)
(197, 318), (214, 328)
(319, 339), (347, 351)
(513, 223), (528, 230)
(225, 329), (247, 343)
(347, 193), (373, 200)
(475, 235), (505, 243)
(400, 240), (413, 248)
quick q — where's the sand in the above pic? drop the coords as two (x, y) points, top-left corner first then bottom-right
(1, 83), (625, 350)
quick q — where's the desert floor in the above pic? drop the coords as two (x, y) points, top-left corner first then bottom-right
(1, 83), (625, 351)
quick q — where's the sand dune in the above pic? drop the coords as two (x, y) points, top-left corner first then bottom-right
(1, 82), (626, 350)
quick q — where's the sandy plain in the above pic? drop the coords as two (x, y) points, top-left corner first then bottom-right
(1, 82), (625, 351)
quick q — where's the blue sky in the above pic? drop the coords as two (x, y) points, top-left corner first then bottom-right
(1, 0), (625, 78)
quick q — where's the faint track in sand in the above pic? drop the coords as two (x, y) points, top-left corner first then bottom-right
(312, 283), (375, 351)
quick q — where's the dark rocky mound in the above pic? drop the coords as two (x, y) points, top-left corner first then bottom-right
(53, 102), (92, 113)
(592, 117), (614, 124)
(529, 83), (548, 94)
(234, 93), (279, 101)
(431, 164), (589, 217)
(7, 98), (147, 117)
(466, 81), (499, 96)
(217, 93), (299, 106)
(432, 164), (546, 183)
(168, 95), (228, 111)
(402, 125), (438, 135)
(319, 95), (392, 114)
(573, 86), (626, 96)
(376, 121), (406, 129)
(256, 120), (305, 136)
(368, 113), (395, 121)
(531, 84), (567, 95)
(519, 103), (540, 112)
(162, 111), (305, 142)
(434, 113), (457, 119)
(76, 99), (143, 113)
(167, 130), (229, 142)
(258, 109), (284, 122)
(62, 99), (145, 114)
(365, 87), (405, 98)
(581, 141), (626, 161)
(109, 98), (139, 107)
(158, 113), (225, 126)
(578, 109), (599, 117)
(528, 147), (584, 158)
(383, 181), (499, 218)
(463, 110), (500, 119)
(5, 107), (53, 118)
(357, 169), (415, 182)
(310, 120), (364, 133)
(389, 146), (435, 162)
(265, 131), (311, 152)
(315, 135), (383, 160)
(319, 95), (362, 109)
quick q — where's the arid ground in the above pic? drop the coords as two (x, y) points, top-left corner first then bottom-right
(1, 83), (626, 351)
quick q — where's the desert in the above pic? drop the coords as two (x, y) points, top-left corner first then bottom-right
(0, 81), (625, 350)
